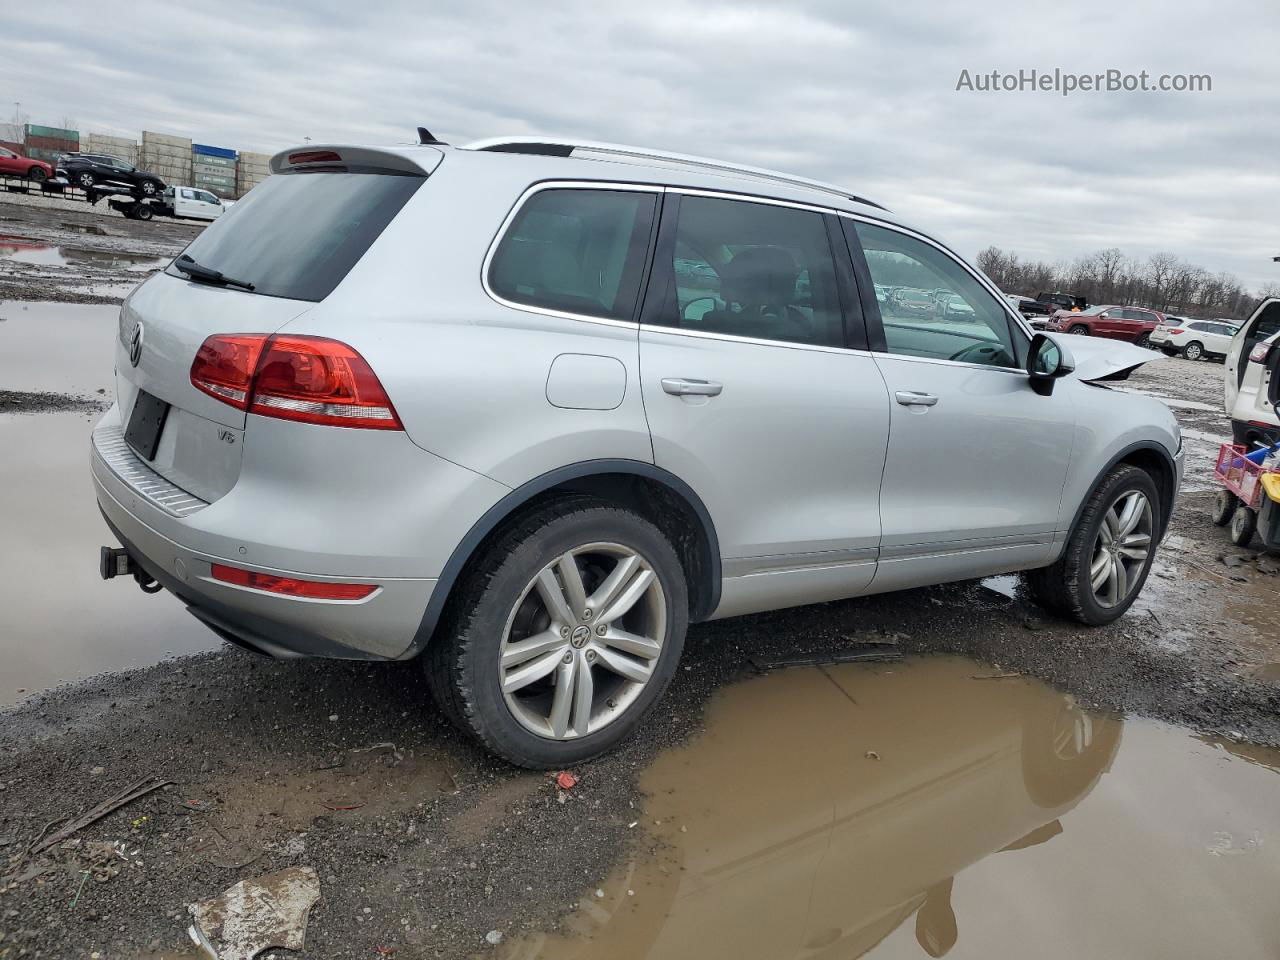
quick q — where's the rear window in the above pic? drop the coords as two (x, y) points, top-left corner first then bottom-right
(166, 171), (422, 301)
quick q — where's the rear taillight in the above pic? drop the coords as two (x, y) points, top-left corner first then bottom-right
(1250, 341), (1273, 364)
(211, 563), (378, 600)
(1167, 328), (1184, 335)
(190, 334), (402, 430)
(190, 334), (268, 409)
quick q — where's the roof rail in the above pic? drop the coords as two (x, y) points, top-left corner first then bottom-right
(461, 136), (887, 211)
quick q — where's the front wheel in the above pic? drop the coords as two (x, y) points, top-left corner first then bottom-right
(425, 497), (688, 768)
(1183, 341), (1204, 361)
(139, 179), (159, 196)
(28, 166), (47, 183)
(77, 171), (95, 189)
(1068, 324), (1090, 336)
(1025, 465), (1160, 625)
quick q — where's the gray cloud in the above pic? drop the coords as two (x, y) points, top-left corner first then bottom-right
(2, 0), (1276, 287)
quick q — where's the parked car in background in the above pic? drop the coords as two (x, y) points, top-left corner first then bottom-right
(1151, 318), (1238, 360)
(155, 186), (225, 221)
(0, 146), (54, 182)
(1045, 304), (1164, 346)
(1038, 291), (1089, 313)
(92, 135), (1182, 767)
(56, 153), (166, 196)
(938, 293), (976, 321)
(1225, 298), (1280, 448)
(1005, 294), (1047, 323)
(890, 287), (936, 317)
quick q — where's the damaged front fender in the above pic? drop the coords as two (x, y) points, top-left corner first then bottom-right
(1054, 336), (1165, 383)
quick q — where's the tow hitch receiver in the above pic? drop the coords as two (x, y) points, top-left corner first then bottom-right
(99, 546), (164, 593)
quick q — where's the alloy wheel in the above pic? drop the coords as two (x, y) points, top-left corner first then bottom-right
(1088, 490), (1152, 608)
(498, 543), (666, 740)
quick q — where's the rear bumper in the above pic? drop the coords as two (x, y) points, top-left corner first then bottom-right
(91, 415), (441, 661)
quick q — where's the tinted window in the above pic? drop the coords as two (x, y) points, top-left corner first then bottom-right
(489, 189), (655, 321)
(854, 221), (1019, 367)
(165, 171), (422, 302)
(650, 195), (843, 347)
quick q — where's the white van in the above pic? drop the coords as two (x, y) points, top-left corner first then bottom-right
(1224, 298), (1280, 448)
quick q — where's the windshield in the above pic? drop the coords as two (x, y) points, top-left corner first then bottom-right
(1080, 306), (1108, 316)
(165, 171), (422, 301)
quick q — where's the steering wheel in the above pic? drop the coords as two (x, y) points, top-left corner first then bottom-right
(948, 343), (1010, 365)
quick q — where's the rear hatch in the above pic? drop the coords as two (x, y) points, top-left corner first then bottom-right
(113, 145), (440, 503)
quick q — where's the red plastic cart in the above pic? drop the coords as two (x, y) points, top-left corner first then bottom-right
(1212, 442), (1280, 547)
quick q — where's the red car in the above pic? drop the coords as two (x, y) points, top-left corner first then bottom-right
(1044, 304), (1164, 347)
(0, 146), (54, 182)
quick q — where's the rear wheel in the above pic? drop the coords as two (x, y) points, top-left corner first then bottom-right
(1135, 333), (1152, 349)
(1229, 506), (1257, 547)
(1025, 465), (1159, 625)
(1212, 489), (1238, 526)
(425, 497), (688, 768)
(139, 179), (159, 197)
(133, 203), (153, 221)
(1183, 341), (1204, 361)
(1068, 324), (1090, 336)
(27, 166), (47, 183)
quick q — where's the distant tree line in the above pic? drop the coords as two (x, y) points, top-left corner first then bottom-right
(976, 245), (1280, 321)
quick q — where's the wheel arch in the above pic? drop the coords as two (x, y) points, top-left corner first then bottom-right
(401, 460), (722, 658)
(1066, 441), (1177, 542)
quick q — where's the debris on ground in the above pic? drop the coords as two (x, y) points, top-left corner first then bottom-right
(750, 643), (903, 672)
(865, 751), (881, 761)
(187, 866), (321, 960)
(485, 929), (504, 945)
(554, 771), (578, 791)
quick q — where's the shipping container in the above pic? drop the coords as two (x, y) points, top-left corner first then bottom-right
(25, 124), (78, 142)
(192, 143), (237, 160)
(192, 153), (236, 169)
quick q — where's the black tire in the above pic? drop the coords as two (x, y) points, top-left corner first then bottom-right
(1135, 333), (1152, 349)
(1212, 489), (1238, 526)
(133, 203), (153, 221)
(76, 171), (95, 189)
(1229, 506), (1256, 547)
(27, 166), (47, 183)
(1025, 464), (1160, 625)
(1068, 324), (1090, 336)
(425, 496), (689, 768)
(139, 179), (159, 197)
(1183, 341), (1204, 361)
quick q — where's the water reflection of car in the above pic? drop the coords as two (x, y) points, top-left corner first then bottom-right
(891, 287), (935, 317)
(501, 660), (1122, 960)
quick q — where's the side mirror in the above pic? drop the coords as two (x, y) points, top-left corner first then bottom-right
(1028, 334), (1075, 396)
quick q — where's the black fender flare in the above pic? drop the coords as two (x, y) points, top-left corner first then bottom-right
(401, 459), (722, 658)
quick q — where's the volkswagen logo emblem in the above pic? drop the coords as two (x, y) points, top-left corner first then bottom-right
(128, 321), (144, 367)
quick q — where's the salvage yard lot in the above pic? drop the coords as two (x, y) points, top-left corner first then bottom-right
(1, 198), (1279, 958)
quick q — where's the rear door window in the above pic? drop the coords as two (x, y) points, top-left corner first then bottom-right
(645, 194), (845, 348)
(165, 171), (423, 301)
(488, 188), (656, 322)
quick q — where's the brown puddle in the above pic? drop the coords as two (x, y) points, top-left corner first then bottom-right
(498, 658), (1280, 960)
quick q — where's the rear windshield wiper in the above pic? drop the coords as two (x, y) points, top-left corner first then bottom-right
(173, 254), (256, 291)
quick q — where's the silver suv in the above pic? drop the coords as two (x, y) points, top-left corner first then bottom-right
(92, 136), (1183, 766)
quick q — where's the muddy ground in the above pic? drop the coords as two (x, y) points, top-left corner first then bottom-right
(1, 199), (1278, 959)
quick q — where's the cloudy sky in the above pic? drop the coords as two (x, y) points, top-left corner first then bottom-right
(3, 0), (1276, 288)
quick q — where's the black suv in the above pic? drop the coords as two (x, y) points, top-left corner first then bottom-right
(56, 154), (166, 197)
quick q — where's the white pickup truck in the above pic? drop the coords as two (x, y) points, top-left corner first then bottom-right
(156, 186), (226, 221)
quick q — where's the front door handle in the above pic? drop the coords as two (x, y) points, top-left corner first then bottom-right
(895, 391), (939, 407)
(662, 378), (723, 397)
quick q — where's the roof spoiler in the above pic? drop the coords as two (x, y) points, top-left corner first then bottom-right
(269, 145), (441, 176)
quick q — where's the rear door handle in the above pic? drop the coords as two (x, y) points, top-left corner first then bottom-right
(662, 378), (723, 397)
(895, 391), (938, 407)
